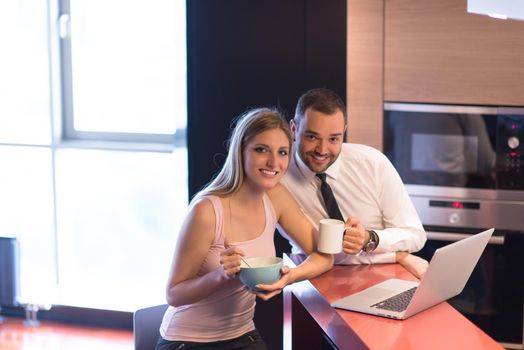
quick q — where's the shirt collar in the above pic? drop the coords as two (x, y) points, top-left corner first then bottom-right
(293, 149), (342, 182)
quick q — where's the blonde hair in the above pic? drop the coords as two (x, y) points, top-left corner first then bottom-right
(192, 107), (291, 203)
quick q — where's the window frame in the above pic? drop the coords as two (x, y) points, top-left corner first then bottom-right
(56, 0), (185, 149)
(0, 0), (187, 322)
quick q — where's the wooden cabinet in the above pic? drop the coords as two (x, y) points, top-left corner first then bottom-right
(385, 0), (524, 106)
(347, 0), (524, 149)
(347, 0), (384, 150)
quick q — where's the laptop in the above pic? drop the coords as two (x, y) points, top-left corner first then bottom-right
(331, 228), (494, 320)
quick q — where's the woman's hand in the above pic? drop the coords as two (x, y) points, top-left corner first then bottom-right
(396, 252), (428, 279)
(219, 247), (244, 278)
(253, 265), (293, 301)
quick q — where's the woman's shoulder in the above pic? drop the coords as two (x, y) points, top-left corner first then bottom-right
(188, 196), (218, 224)
(267, 183), (289, 199)
(267, 183), (293, 211)
(178, 196), (218, 246)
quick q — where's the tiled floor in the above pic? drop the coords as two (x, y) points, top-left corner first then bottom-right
(0, 317), (133, 350)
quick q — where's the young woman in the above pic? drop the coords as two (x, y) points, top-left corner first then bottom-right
(156, 108), (333, 350)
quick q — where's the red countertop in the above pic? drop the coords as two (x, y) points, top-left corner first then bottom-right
(284, 254), (503, 350)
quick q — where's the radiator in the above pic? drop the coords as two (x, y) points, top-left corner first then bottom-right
(0, 236), (20, 306)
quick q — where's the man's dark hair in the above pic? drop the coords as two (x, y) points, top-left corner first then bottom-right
(294, 88), (347, 125)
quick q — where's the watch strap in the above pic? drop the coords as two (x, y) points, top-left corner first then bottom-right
(364, 230), (379, 252)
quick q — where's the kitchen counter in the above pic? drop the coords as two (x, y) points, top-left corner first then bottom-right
(283, 253), (503, 350)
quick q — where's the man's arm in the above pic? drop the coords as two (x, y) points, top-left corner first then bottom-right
(338, 152), (428, 276)
(373, 154), (426, 252)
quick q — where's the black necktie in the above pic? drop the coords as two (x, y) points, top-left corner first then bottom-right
(316, 173), (344, 221)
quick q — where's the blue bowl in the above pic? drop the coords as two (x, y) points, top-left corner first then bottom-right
(239, 257), (283, 291)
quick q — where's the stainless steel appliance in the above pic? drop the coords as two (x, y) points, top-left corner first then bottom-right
(384, 102), (524, 349)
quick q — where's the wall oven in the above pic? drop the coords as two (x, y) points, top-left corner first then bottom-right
(384, 102), (524, 349)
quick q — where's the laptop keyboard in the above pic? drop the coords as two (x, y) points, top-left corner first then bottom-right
(371, 287), (417, 312)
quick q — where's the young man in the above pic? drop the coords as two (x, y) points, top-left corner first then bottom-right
(279, 88), (428, 278)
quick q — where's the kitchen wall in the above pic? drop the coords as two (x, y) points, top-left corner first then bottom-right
(347, 0), (524, 150)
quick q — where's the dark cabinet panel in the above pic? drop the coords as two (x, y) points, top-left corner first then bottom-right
(187, 0), (346, 199)
(187, 2), (346, 349)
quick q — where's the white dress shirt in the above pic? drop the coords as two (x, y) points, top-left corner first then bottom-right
(279, 143), (426, 265)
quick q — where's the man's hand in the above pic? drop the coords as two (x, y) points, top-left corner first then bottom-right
(396, 252), (428, 279)
(342, 217), (368, 255)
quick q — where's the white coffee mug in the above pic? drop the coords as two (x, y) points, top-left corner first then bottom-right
(318, 218), (345, 254)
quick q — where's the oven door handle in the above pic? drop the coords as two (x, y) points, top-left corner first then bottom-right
(426, 231), (504, 245)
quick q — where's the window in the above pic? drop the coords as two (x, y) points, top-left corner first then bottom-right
(55, 148), (185, 311)
(61, 0), (186, 144)
(0, 147), (56, 303)
(0, 0), (51, 145)
(0, 0), (187, 312)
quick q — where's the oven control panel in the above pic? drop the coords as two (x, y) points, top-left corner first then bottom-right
(411, 196), (524, 232)
(497, 115), (523, 190)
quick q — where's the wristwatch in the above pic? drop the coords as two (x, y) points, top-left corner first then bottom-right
(363, 230), (379, 253)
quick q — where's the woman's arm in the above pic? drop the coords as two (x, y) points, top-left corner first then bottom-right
(165, 199), (243, 307)
(395, 252), (428, 279)
(256, 184), (333, 300)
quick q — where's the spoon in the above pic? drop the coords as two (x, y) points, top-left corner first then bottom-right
(240, 256), (252, 268)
